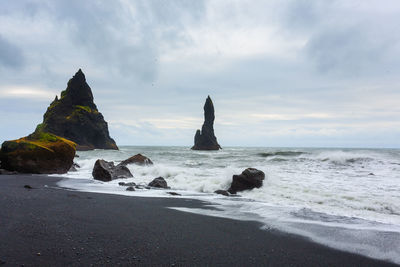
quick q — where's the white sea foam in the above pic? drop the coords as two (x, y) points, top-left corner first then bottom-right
(55, 146), (400, 264)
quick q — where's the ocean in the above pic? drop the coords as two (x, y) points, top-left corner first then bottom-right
(56, 146), (400, 263)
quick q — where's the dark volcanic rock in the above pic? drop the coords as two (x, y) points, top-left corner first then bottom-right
(126, 186), (135, 191)
(92, 159), (133, 182)
(148, 177), (170, 189)
(215, 190), (230, 196)
(35, 69), (118, 151)
(167, 192), (181, 196)
(191, 96), (221, 150)
(228, 168), (265, 194)
(119, 182), (136, 187)
(69, 162), (81, 172)
(118, 154), (153, 166)
(0, 132), (76, 174)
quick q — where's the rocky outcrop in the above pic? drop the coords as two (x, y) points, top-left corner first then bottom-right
(35, 69), (118, 151)
(0, 132), (76, 174)
(228, 168), (265, 194)
(118, 154), (153, 166)
(191, 96), (221, 150)
(92, 159), (133, 182)
(148, 177), (170, 189)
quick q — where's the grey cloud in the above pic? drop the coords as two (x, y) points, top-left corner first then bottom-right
(283, 0), (326, 31)
(1, 0), (400, 147)
(43, 0), (206, 82)
(0, 35), (25, 69)
(305, 25), (400, 76)
(280, 0), (400, 76)
(0, 0), (43, 17)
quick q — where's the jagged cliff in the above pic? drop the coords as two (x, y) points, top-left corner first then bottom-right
(35, 69), (118, 151)
(191, 96), (221, 150)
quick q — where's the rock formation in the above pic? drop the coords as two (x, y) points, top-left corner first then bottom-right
(191, 96), (221, 150)
(0, 132), (76, 174)
(148, 177), (170, 189)
(119, 182), (136, 187)
(35, 69), (118, 151)
(92, 159), (133, 182)
(118, 154), (153, 166)
(228, 168), (265, 194)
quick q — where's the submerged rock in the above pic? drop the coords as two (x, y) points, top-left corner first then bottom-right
(118, 154), (153, 166)
(135, 185), (151, 190)
(0, 132), (76, 174)
(148, 177), (170, 189)
(35, 69), (118, 151)
(69, 162), (81, 172)
(92, 159), (133, 182)
(191, 96), (221, 150)
(167, 192), (181, 196)
(119, 182), (136, 187)
(228, 168), (265, 194)
(214, 190), (230, 196)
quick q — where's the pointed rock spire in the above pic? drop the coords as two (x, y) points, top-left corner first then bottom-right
(36, 69), (118, 151)
(191, 96), (221, 150)
(62, 69), (95, 109)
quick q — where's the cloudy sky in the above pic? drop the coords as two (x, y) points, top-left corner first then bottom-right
(1, 0), (400, 148)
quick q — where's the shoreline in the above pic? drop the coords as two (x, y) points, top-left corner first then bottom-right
(0, 174), (398, 266)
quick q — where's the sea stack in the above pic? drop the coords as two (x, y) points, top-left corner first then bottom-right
(191, 96), (221, 150)
(35, 69), (118, 151)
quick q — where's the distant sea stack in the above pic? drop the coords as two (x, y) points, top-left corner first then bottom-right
(35, 69), (118, 151)
(191, 96), (221, 150)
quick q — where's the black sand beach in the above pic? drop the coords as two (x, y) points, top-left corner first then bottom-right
(0, 175), (397, 266)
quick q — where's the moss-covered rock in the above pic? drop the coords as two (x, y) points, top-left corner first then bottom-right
(0, 132), (76, 174)
(35, 69), (118, 151)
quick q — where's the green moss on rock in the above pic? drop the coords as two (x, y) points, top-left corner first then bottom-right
(60, 89), (67, 99)
(34, 69), (118, 151)
(0, 132), (76, 174)
(75, 105), (92, 113)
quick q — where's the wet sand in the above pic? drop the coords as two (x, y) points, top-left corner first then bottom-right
(0, 174), (397, 266)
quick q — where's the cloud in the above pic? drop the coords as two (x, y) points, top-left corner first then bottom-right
(280, 0), (400, 76)
(0, 0), (400, 147)
(43, 0), (207, 82)
(0, 86), (54, 99)
(305, 24), (400, 76)
(0, 35), (24, 69)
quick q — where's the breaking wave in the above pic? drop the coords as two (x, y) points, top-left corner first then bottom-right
(56, 146), (400, 264)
